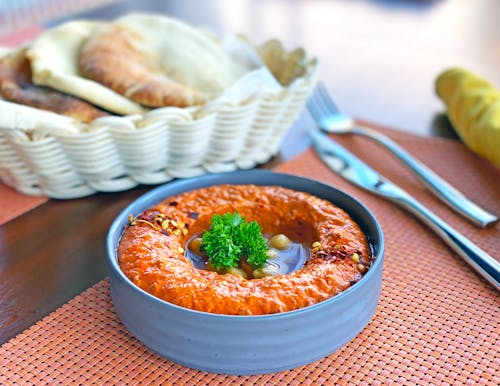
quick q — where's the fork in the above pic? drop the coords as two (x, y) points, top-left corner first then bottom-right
(307, 83), (499, 228)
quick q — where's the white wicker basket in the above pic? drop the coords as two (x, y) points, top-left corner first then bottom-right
(0, 40), (317, 199)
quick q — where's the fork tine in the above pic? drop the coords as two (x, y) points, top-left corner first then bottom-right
(306, 84), (327, 121)
(306, 93), (322, 122)
(316, 83), (341, 113)
(307, 82), (354, 131)
(307, 83), (332, 125)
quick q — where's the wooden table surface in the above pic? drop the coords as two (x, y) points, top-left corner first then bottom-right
(1, 0), (499, 344)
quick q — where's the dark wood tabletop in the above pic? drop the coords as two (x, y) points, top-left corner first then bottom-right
(1, 0), (499, 344)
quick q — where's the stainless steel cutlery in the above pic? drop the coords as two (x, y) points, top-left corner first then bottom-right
(307, 83), (498, 228)
(307, 85), (499, 290)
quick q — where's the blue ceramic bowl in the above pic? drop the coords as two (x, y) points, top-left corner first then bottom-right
(106, 170), (384, 375)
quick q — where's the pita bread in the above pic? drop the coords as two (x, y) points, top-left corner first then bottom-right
(0, 47), (108, 123)
(26, 21), (145, 115)
(79, 14), (248, 107)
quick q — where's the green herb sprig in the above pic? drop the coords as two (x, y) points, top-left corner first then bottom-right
(201, 212), (269, 272)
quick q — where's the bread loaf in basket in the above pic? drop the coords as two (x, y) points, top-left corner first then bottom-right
(0, 14), (318, 199)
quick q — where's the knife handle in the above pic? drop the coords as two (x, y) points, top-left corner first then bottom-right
(353, 126), (499, 228)
(378, 182), (500, 291)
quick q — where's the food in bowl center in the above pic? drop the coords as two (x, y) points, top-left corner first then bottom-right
(118, 184), (372, 315)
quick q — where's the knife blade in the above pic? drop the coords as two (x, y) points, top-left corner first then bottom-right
(309, 129), (500, 291)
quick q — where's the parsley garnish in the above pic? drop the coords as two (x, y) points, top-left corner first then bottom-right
(201, 212), (269, 272)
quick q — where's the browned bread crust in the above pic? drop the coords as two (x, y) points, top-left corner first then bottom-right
(79, 25), (203, 108)
(0, 50), (108, 123)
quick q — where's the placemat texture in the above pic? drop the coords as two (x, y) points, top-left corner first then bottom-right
(1, 125), (499, 385)
(0, 184), (48, 226)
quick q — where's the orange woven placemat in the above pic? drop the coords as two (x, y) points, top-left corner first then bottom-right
(0, 184), (48, 225)
(1, 126), (499, 385)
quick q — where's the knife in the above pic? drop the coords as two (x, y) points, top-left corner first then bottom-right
(309, 129), (500, 291)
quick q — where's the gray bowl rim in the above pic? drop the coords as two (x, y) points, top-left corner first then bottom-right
(106, 169), (384, 320)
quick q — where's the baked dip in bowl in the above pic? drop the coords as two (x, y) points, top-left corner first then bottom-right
(106, 170), (384, 374)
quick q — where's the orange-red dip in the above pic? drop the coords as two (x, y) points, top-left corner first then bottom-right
(118, 185), (371, 315)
